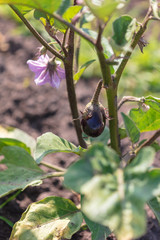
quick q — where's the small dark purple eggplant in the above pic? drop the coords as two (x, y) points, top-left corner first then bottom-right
(81, 80), (106, 137)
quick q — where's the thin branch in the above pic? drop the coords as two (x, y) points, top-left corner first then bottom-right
(41, 161), (66, 172)
(9, 5), (64, 61)
(52, 13), (96, 46)
(136, 130), (160, 154)
(42, 171), (65, 179)
(64, 28), (87, 148)
(118, 96), (145, 110)
(0, 190), (21, 209)
(114, 6), (153, 86)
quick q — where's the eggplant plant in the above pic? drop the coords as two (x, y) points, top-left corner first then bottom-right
(0, 0), (160, 240)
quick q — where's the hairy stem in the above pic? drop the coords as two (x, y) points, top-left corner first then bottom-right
(96, 25), (121, 155)
(118, 96), (145, 110)
(115, 6), (152, 86)
(9, 5), (64, 61)
(64, 28), (87, 148)
(41, 161), (66, 172)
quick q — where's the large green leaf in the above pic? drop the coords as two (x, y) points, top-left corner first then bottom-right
(85, 0), (120, 22)
(67, 144), (159, 240)
(121, 112), (140, 143)
(10, 196), (83, 240)
(0, 146), (44, 197)
(64, 143), (120, 193)
(112, 15), (133, 46)
(148, 196), (160, 223)
(35, 132), (80, 164)
(129, 107), (160, 132)
(0, 125), (36, 154)
(0, 0), (62, 14)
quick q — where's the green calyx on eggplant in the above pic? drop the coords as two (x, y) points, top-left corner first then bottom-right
(81, 80), (107, 137)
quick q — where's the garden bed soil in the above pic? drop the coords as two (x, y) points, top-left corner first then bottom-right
(0, 16), (160, 240)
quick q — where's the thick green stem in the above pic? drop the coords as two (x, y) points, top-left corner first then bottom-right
(64, 29), (87, 148)
(96, 40), (121, 155)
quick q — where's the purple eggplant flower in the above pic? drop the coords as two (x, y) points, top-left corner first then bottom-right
(27, 54), (65, 88)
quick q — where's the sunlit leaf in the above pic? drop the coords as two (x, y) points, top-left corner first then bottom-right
(54, 5), (82, 32)
(0, 125), (36, 155)
(35, 132), (80, 164)
(10, 196), (83, 240)
(145, 95), (160, 112)
(121, 112), (140, 143)
(112, 15), (133, 46)
(74, 59), (96, 82)
(85, 0), (120, 22)
(0, 146), (44, 197)
(0, 0), (62, 14)
(129, 107), (160, 132)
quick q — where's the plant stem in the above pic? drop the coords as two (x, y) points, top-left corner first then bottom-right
(96, 25), (121, 155)
(9, 5), (64, 61)
(0, 190), (21, 209)
(118, 96), (145, 110)
(64, 28), (87, 148)
(115, 7), (152, 86)
(136, 130), (160, 154)
(42, 171), (65, 179)
(41, 161), (66, 172)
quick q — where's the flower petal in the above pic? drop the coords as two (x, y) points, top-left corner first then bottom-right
(50, 72), (61, 88)
(34, 69), (50, 85)
(56, 66), (66, 80)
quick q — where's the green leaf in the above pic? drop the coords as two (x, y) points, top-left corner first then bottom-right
(145, 95), (160, 112)
(83, 213), (111, 240)
(74, 59), (96, 82)
(56, 0), (71, 16)
(129, 107), (160, 132)
(79, 147), (159, 240)
(119, 127), (127, 139)
(112, 15), (133, 46)
(85, 0), (120, 22)
(150, 0), (160, 19)
(148, 196), (160, 223)
(0, 0), (62, 15)
(121, 112), (140, 143)
(151, 142), (160, 152)
(0, 125), (36, 155)
(64, 143), (120, 193)
(35, 132), (80, 164)
(0, 216), (14, 227)
(33, 9), (47, 20)
(54, 5), (82, 32)
(10, 196), (83, 240)
(125, 147), (155, 177)
(81, 174), (146, 240)
(0, 138), (30, 154)
(0, 146), (44, 197)
(15, 5), (33, 15)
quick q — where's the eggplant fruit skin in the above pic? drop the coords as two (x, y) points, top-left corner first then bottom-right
(81, 102), (106, 137)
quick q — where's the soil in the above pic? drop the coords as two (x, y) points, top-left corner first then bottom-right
(0, 16), (160, 240)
